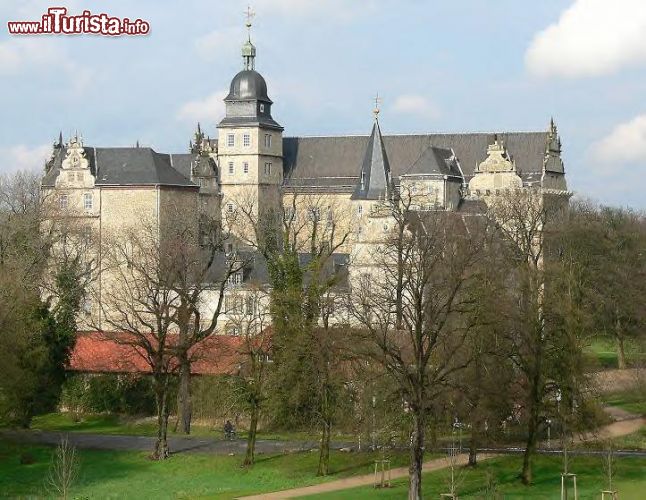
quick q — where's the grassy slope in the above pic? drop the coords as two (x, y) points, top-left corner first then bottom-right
(0, 440), (409, 499)
(586, 337), (645, 369)
(306, 454), (646, 499)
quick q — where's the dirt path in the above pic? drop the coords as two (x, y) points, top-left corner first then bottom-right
(238, 410), (645, 499)
(239, 453), (497, 499)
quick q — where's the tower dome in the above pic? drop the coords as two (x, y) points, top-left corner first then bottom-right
(225, 70), (271, 103)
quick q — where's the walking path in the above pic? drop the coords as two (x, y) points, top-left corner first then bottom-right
(240, 453), (497, 499)
(238, 408), (644, 499)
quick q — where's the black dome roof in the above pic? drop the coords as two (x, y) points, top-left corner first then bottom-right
(225, 70), (271, 103)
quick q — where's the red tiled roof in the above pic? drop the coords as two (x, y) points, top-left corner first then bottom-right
(68, 331), (262, 375)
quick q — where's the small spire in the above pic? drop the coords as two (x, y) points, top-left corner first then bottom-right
(244, 5), (255, 42)
(58, 131), (63, 146)
(373, 93), (382, 120)
(242, 6), (257, 70)
(136, 139), (140, 148)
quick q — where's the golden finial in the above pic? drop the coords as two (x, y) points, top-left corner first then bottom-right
(373, 93), (382, 119)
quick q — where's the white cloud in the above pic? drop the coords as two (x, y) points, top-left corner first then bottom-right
(526, 0), (646, 78)
(176, 90), (228, 125)
(391, 94), (440, 119)
(0, 143), (52, 174)
(592, 114), (646, 165)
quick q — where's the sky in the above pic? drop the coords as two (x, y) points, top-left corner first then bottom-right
(1, 0), (646, 209)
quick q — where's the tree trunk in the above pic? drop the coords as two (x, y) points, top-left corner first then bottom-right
(617, 334), (627, 370)
(317, 419), (331, 476)
(153, 381), (170, 460)
(243, 404), (259, 466)
(521, 394), (540, 485)
(408, 413), (425, 500)
(177, 355), (192, 434)
(468, 422), (478, 467)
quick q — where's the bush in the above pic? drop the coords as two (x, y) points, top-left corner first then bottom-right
(61, 373), (156, 416)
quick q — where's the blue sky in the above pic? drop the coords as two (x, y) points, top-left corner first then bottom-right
(1, 0), (645, 209)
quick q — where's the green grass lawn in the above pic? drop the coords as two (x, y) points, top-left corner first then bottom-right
(0, 440), (409, 499)
(586, 337), (645, 369)
(305, 454), (646, 499)
(602, 389), (646, 416)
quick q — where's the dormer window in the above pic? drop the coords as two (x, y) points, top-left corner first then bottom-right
(227, 134), (235, 147)
(259, 104), (265, 113)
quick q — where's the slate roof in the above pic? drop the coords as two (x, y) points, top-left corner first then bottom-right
(42, 146), (198, 188)
(283, 131), (551, 189)
(352, 121), (394, 200)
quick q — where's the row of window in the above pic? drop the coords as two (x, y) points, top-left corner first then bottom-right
(223, 294), (257, 316)
(60, 193), (93, 210)
(226, 161), (273, 175)
(226, 133), (273, 148)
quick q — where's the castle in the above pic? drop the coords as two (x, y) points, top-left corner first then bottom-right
(41, 27), (569, 334)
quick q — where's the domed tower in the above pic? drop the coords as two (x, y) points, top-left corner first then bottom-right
(217, 17), (283, 224)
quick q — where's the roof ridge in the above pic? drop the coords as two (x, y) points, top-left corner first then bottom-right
(284, 130), (548, 139)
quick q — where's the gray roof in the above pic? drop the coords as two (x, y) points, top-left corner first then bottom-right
(283, 131), (551, 189)
(42, 146), (198, 188)
(352, 120), (394, 200)
(225, 70), (272, 103)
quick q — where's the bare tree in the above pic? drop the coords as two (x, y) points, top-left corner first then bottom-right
(484, 189), (568, 485)
(46, 436), (79, 500)
(350, 204), (492, 500)
(167, 211), (244, 435)
(224, 286), (272, 466)
(97, 221), (183, 459)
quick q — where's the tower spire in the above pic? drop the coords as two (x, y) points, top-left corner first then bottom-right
(373, 93), (382, 121)
(242, 6), (256, 70)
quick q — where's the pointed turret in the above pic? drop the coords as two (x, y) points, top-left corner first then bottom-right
(351, 105), (393, 200)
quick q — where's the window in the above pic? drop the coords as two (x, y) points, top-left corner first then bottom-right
(67, 172), (74, 181)
(59, 194), (68, 209)
(243, 134), (251, 147)
(264, 134), (272, 148)
(245, 296), (256, 316)
(225, 242), (234, 254)
(227, 272), (243, 287)
(357, 205), (363, 216)
(228, 162), (234, 174)
(227, 202), (234, 213)
(243, 162), (249, 174)
(308, 207), (320, 222)
(83, 193), (93, 210)
(82, 298), (92, 316)
(264, 162), (272, 175)
(227, 134), (235, 147)
(224, 295), (244, 313)
(226, 324), (240, 336)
